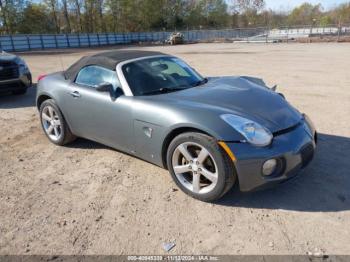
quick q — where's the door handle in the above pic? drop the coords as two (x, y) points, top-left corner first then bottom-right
(70, 91), (81, 98)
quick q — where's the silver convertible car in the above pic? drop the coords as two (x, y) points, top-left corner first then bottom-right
(36, 50), (317, 201)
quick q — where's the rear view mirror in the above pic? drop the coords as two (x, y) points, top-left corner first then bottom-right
(153, 63), (168, 71)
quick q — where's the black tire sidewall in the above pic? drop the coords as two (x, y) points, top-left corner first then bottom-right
(166, 132), (234, 202)
(39, 99), (67, 145)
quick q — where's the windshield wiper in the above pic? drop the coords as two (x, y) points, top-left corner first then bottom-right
(141, 87), (188, 95)
(192, 77), (208, 87)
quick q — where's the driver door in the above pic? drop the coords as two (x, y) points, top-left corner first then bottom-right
(61, 65), (134, 153)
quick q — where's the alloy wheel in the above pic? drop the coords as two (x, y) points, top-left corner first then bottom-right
(171, 142), (218, 194)
(41, 105), (62, 142)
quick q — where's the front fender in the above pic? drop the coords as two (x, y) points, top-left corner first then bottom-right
(132, 117), (245, 168)
(163, 121), (243, 143)
(132, 97), (246, 167)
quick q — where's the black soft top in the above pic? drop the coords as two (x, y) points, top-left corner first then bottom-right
(64, 50), (166, 80)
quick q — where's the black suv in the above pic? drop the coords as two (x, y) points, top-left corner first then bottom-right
(0, 51), (32, 95)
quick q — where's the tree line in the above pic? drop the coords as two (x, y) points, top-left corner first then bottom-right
(0, 0), (349, 34)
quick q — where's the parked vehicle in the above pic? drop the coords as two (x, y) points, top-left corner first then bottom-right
(0, 51), (32, 95)
(36, 50), (317, 201)
(166, 32), (184, 45)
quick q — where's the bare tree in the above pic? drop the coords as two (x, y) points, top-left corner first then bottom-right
(62, 0), (71, 33)
(70, 0), (83, 32)
(97, 0), (106, 32)
(0, 0), (22, 34)
(45, 0), (60, 33)
(234, 0), (265, 12)
(0, 0), (10, 33)
(84, 0), (95, 33)
(106, 0), (120, 32)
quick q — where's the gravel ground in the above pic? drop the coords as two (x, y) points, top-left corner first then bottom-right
(0, 43), (349, 255)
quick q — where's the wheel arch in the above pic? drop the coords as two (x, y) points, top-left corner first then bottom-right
(161, 126), (215, 169)
(36, 94), (75, 137)
(36, 94), (52, 110)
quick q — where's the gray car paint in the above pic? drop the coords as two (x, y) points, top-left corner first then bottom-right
(228, 121), (316, 191)
(37, 74), (301, 157)
(36, 58), (315, 191)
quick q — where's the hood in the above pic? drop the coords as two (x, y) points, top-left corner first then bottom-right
(0, 51), (19, 62)
(155, 76), (302, 133)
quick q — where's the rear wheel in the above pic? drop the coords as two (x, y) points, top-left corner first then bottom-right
(167, 132), (236, 202)
(39, 99), (76, 145)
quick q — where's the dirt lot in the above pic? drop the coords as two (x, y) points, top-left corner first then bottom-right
(0, 43), (350, 255)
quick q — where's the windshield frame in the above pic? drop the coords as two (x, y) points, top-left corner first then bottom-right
(116, 55), (204, 96)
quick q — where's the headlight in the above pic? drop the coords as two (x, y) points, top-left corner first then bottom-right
(221, 114), (273, 147)
(17, 59), (29, 73)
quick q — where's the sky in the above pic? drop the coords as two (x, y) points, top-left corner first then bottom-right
(263, 0), (348, 11)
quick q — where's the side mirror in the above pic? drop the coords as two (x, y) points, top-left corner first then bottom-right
(278, 92), (285, 99)
(96, 82), (124, 100)
(96, 82), (113, 92)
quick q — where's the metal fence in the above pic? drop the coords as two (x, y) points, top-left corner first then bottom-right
(267, 25), (350, 40)
(0, 29), (264, 52)
(0, 25), (349, 52)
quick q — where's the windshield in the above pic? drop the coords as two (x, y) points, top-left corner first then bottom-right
(122, 56), (204, 96)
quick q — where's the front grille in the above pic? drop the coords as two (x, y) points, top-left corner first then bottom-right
(0, 61), (19, 80)
(0, 81), (22, 90)
(300, 143), (315, 168)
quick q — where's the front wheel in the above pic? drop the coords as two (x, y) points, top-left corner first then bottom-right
(39, 99), (76, 146)
(167, 132), (236, 202)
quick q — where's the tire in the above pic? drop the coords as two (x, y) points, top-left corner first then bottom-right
(12, 88), (27, 95)
(39, 99), (76, 146)
(166, 132), (236, 202)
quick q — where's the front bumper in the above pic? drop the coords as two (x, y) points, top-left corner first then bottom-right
(0, 72), (32, 93)
(227, 119), (316, 192)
